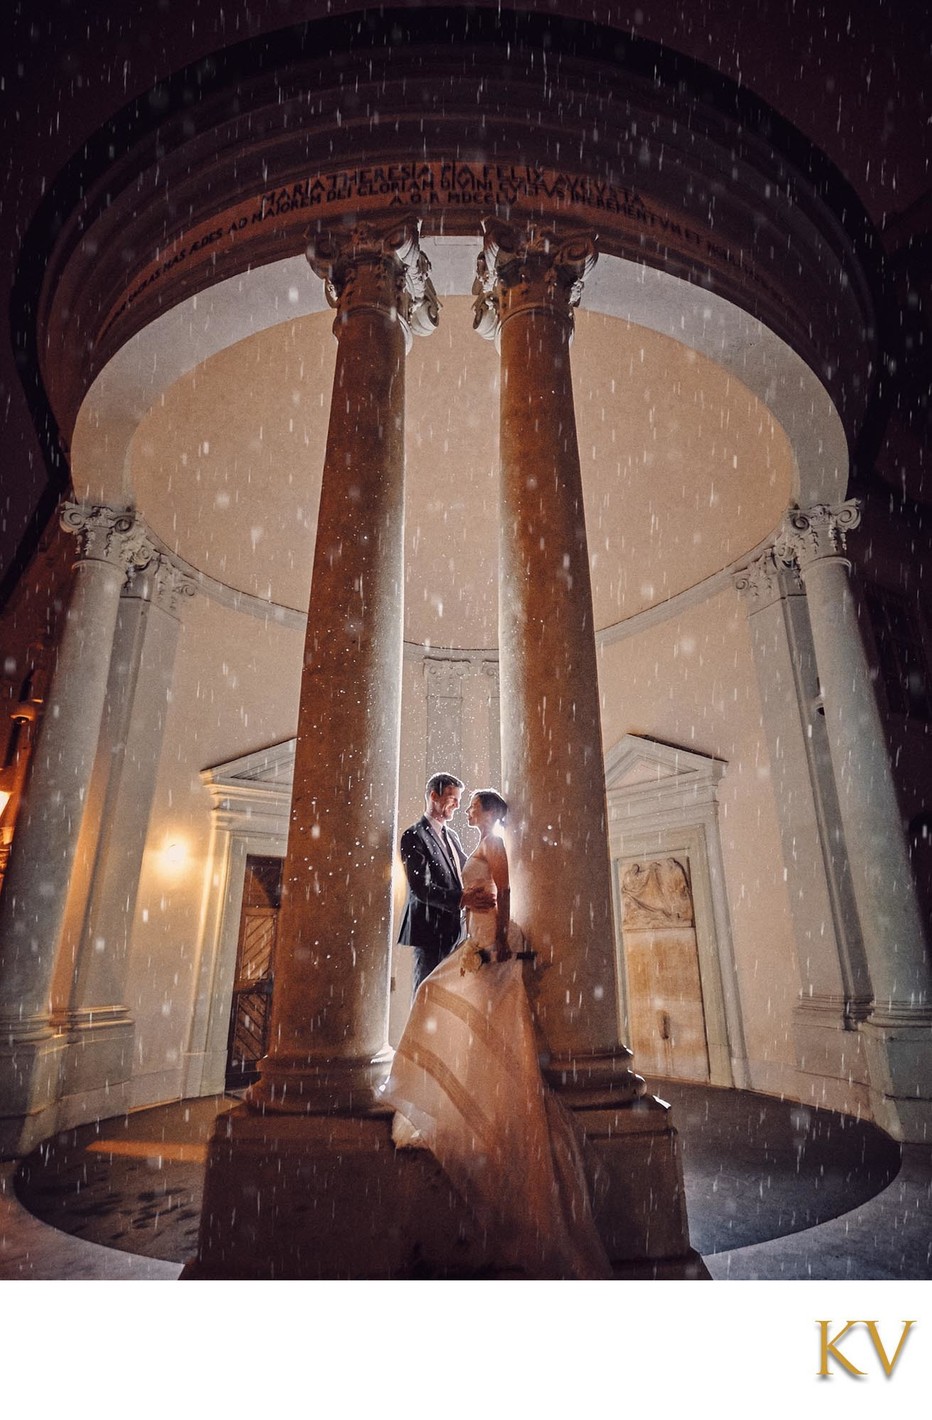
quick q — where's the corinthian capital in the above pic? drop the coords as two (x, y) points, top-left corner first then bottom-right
(306, 220), (439, 345)
(61, 503), (155, 574)
(472, 218), (597, 341)
(774, 500), (862, 572)
(127, 555), (198, 618)
(733, 548), (803, 612)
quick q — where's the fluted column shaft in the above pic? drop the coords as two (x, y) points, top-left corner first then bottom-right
(56, 558), (195, 1024)
(734, 549), (870, 1014)
(250, 222), (437, 1113)
(0, 505), (140, 1038)
(475, 222), (639, 1099)
(777, 503), (931, 1019)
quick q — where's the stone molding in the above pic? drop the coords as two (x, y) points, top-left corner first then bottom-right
(774, 500), (862, 572)
(733, 546), (804, 613)
(472, 218), (597, 341)
(423, 657), (470, 695)
(130, 556), (198, 618)
(60, 502), (140, 569)
(61, 502), (197, 615)
(306, 219), (439, 346)
(604, 733), (747, 1091)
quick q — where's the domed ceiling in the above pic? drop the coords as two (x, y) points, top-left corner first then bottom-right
(128, 294), (793, 647)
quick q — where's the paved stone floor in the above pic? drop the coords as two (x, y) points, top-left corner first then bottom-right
(651, 1080), (931, 1280)
(1, 1081), (929, 1280)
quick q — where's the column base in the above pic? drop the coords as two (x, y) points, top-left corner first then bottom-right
(246, 1047), (394, 1114)
(542, 1045), (645, 1106)
(185, 1089), (695, 1279)
(791, 995), (872, 1115)
(51, 1010), (135, 1132)
(0, 1025), (67, 1159)
(182, 1047), (226, 1100)
(860, 1010), (932, 1142)
(579, 1093), (693, 1264)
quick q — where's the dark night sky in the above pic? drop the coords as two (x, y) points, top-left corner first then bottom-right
(1, 0), (928, 588)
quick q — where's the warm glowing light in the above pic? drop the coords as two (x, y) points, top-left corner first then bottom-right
(159, 838), (189, 873)
(86, 1139), (207, 1164)
(0, 789), (11, 821)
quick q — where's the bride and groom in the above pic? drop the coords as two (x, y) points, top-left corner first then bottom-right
(388, 772), (612, 1279)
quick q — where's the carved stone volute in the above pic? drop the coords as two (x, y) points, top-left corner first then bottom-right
(472, 218), (597, 342)
(306, 220), (439, 347)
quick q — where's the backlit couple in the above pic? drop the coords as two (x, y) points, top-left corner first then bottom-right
(383, 772), (612, 1279)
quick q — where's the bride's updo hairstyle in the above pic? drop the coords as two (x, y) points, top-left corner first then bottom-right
(472, 789), (507, 825)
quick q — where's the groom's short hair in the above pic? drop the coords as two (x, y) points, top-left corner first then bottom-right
(425, 772), (464, 800)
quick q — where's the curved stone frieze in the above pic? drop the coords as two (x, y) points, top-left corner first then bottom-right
(18, 8), (881, 454)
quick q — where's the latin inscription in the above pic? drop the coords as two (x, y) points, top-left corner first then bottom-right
(99, 160), (779, 341)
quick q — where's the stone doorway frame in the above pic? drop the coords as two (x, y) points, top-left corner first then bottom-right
(605, 733), (749, 1089)
(183, 741), (292, 1099)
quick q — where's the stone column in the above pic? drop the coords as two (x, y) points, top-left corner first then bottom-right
(469, 220), (691, 1272)
(776, 502), (932, 1139)
(735, 548), (872, 1109)
(474, 220), (641, 1096)
(248, 221), (438, 1114)
(0, 503), (145, 1154)
(51, 551), (195, 1127)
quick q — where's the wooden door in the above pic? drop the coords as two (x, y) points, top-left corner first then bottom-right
(225, 855), (282, 1089)
(619, 854), (710, 1082)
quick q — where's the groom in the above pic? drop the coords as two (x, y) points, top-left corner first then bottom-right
(398, 771), (495, 993)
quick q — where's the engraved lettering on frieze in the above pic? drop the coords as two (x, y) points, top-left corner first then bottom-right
(100, 161), (780, 341)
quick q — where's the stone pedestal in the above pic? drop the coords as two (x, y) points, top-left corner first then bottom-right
(185, 1095), (698, 1279)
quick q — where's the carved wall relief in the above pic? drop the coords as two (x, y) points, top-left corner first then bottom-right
(619, 854), (711, 1083)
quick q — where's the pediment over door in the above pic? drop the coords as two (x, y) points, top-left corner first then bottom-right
(604, 733), (746, 1088)
(200, 739), (296, 836)
(604, 734), (727, 828)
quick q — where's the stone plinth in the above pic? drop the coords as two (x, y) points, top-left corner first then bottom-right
(185, 1095), (697, 1279)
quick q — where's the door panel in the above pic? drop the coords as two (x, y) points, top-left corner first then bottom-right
(225, 856), (282, 1089)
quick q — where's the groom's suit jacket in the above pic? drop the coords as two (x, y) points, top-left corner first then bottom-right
(397, 815), (467, 955)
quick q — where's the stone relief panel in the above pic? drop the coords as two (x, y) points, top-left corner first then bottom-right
(619, 852), (711, 1084)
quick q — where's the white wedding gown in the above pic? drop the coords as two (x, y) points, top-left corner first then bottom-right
(381, 851), (612, 1279)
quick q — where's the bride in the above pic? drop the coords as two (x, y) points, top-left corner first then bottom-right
(381, 788), (612, 1279)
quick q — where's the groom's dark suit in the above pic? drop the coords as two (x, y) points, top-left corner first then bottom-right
(398, 815), (468, 991)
